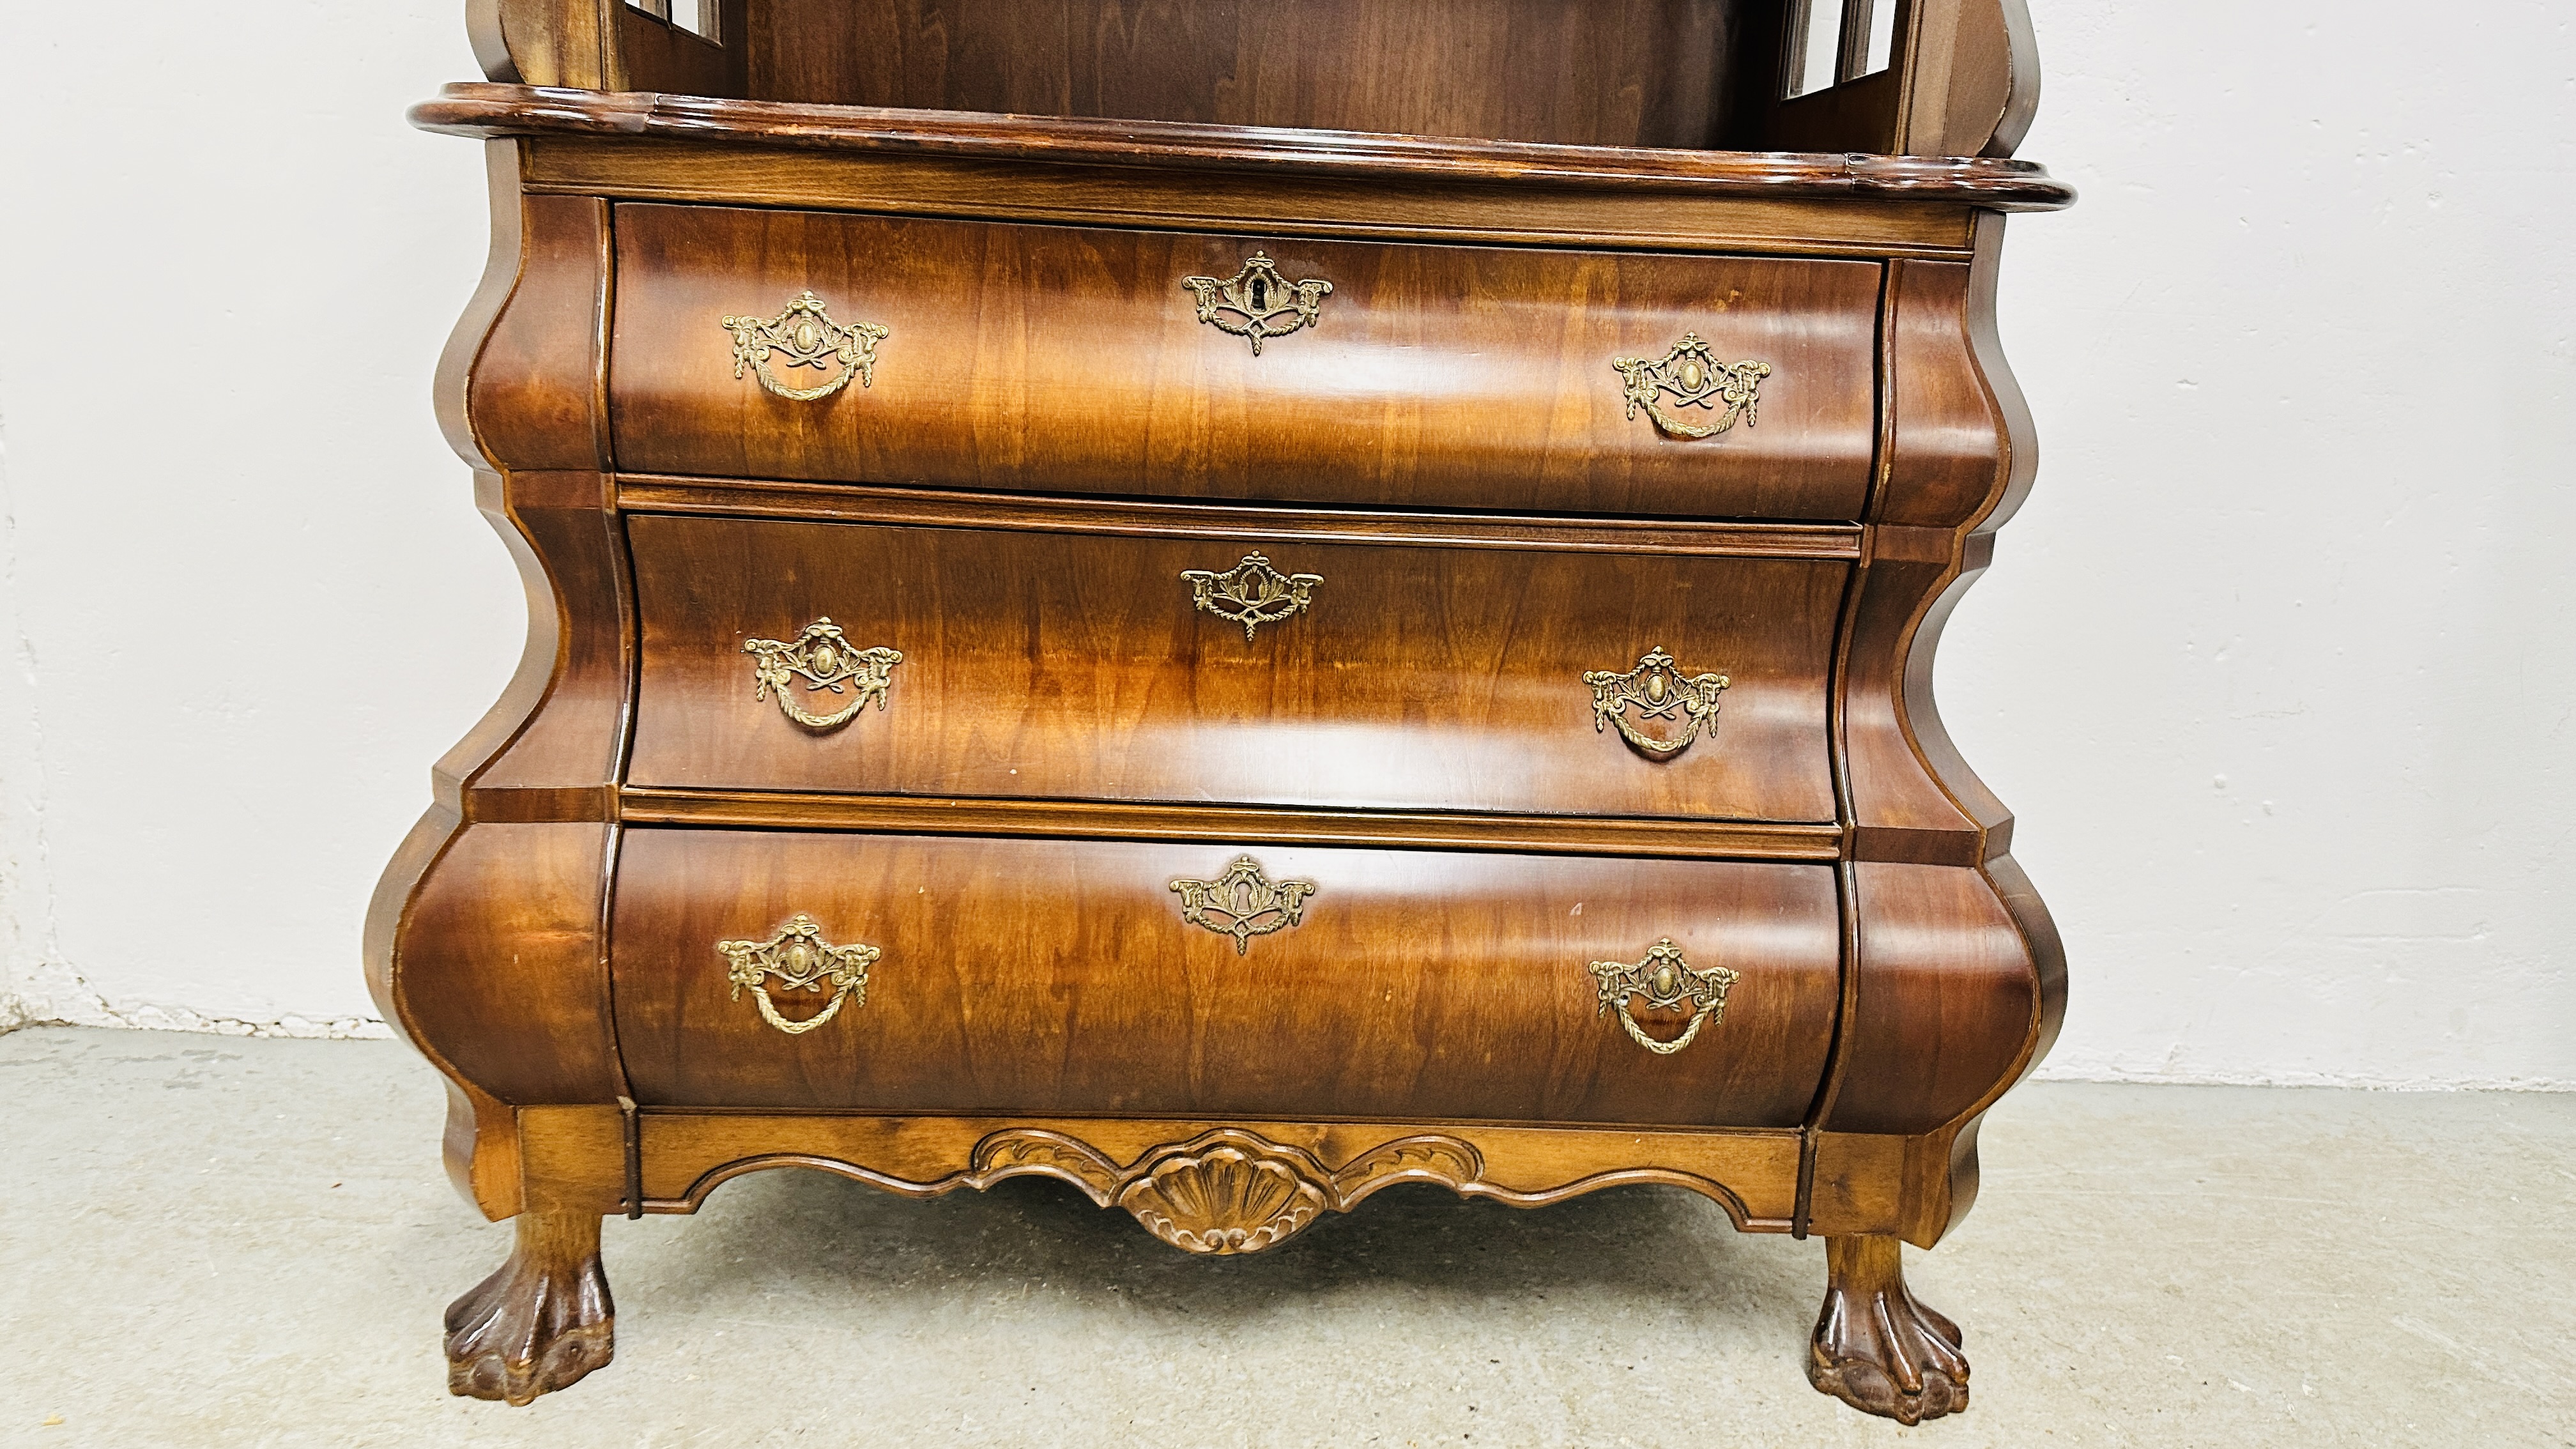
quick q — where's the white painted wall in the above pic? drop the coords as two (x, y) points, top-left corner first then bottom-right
(0, 3), (502, 1036)
(1, 3), (2568, 1085)
(1956, 1), (2576, 1087)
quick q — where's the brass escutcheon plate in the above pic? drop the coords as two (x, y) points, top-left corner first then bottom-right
(1180, 254), (1332, 354)
(1169, 855), (1319, 955)
(1181, 553), (1323, 640)
(1589, 938), (1738, 1055)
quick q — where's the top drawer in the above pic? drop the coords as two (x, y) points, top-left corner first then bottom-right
(610, 206), (1880, 520)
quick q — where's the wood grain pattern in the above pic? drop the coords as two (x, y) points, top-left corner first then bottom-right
(632, 1113), (1807, 1229)
(1839, 220), (2030, 867)
(393, 1), (2071, 1418)
(532, 137), (1984, 259)
(613, 0), (747, 97)
(374, 179), (634, 1217)
(1825, 861), (2037, 1140)
(1809, 1234), (1970, 1423)
(367, 805), (523, 1218)
(441, 86), (2067, 260)
(464, 1), (2048, 161)
(1746, 0), (2038, 160)
(626, 514), (1843, 820)
(435, 144), (535, 471)
(1899, 0), (2041, 158)
(419, 86), (2076, 208)
(610, 830), (1841, 1124)
(611, 204), (1882, 516)
(746, 0), (1740, 148)
(443, 1105), (628, 1400)
(473, 0), (611, 88)
(443, 1199), (613, 1403)
(456, 470), (631, 810)
(1881, 218), (2048, 857)
(638, 1108), (1813, 1222)
(1981, 0), (2044, 158)
(1748, 0), (1903, 158)
(377, 821), (625, 1110)
(452, 187), (608, 476)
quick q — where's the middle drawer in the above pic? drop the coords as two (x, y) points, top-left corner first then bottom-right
(628, 513), (1843, 822)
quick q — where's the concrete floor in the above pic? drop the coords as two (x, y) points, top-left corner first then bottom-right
(0, 1028), (2568, 1448)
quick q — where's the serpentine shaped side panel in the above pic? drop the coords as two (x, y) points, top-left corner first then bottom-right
(1811, 213), (2065, 1246)
(367, 148), (632, 1220)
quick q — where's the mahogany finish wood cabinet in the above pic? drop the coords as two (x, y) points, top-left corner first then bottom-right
(376, 0), (2070, 1422)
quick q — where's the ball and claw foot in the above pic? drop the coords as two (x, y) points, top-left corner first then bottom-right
(1807, 1236), (1970, 1425)
(444, 1208), (615, 1406)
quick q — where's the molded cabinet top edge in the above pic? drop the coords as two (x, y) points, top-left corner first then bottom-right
(411, 84), (2074, 212)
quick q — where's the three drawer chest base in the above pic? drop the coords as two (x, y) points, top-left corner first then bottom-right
(379, 0), (2073, 1421)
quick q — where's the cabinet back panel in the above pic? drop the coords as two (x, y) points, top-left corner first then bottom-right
(746, 0), (1745, 148)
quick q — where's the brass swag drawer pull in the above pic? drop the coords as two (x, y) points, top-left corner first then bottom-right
(1181, 553), (1322, 641)
(723, 291), (889, 401)
(1584, 647), (1730, 760)
(717, 914), (880, 1036)
(1169, 854), (1318, 956)
(743, 618), (903, 731)
(1613, 334), (1773, 440)
(1590, 938), (1739, 1056)
(1181, 253), (1331, 354)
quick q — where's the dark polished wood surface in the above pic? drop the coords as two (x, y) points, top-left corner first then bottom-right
(610, 830), (1841, 1123)
(626, 513), (1843, 820)
(392, 0), (2067, 1418)
(629, 1112), (1806, 1227)
(749, 0), (1744, 149)
(611, 204), (1882, 514)
(528, 135), (1988, 261)
(466, 0), (2049, 163)
(414, 84), (2076, 210)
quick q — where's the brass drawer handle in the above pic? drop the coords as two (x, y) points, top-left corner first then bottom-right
(717, 914), (878, 1036)
(1169, 855), (1318, 955)
(723, 291), (889, 401)
(743, 618), (903, 732)
(1590, 939), (1738, 1056)
(1181, 553), (1322, 641)
(1583, 647), (1729, 760)
(1181, 253), (1331, 354)
(1613, 334), (1772, 440)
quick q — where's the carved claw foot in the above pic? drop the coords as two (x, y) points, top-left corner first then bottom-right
(444, 1208), (615, 1405)
(1808, 1236), (1970, 1424)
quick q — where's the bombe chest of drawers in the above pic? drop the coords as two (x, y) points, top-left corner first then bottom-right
(373, 0), (2071, 1422)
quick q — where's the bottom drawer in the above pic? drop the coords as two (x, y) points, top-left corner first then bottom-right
(611, 831), (1840, 1128)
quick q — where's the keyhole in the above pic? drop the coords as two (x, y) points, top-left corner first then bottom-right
(1249, 276), (1269, 310)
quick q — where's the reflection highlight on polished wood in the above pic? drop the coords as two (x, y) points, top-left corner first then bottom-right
(610, 204), (1883, 516)
(383, 0), (2070, 1420)
(626, 513), (1844, 822)
(610, 831), (1842, 1124)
